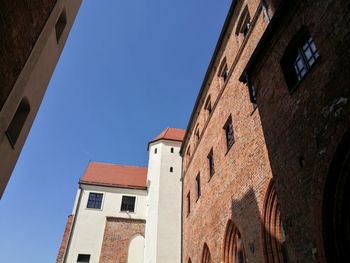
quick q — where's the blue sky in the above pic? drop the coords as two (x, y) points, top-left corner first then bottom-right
(0, 1), (230, 262)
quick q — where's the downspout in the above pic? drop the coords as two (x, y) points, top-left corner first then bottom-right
(62, 184), (83, 263)
(180, 157), (184, 263)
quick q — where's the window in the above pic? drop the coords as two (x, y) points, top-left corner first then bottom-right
(87, 193), (103, 209)
(263, 182), (288, 262)
(195, 127), (200, 142)
(187, 146), (191, 157)
(281, 28), (319, 91)
(196, 174), (201, 200)
(201, 243), (212, 263)
(218, 58), (229, 85)
(224, 220), (246, 263)
(55, 9), (67, 43)
(224, 117), (235, 150)
(77, 254), (90, 263)
(6, 97), (30, 147)
(222, 65), (229, 82)
(187, 192), (191, 215)
(236, 6), (251, 39)
(121, 196), (136, 212)
(154, 148), (157, 154)
(205, 96), (212, 116)
(208, 150), (215, 178)
(170, 167), (174, 173)
(171, 147), (174, 153)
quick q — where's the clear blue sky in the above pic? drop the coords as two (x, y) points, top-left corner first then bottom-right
(0, 1), (230, 262)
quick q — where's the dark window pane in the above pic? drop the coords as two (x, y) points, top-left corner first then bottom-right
(121, 196), (136, 212)
(87, 193), (103, 209)
(77, 254), (90, 262)
(225, 121), (235, 150)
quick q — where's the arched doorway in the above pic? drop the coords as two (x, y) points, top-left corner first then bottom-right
(263, 181), (287, 262)
(127, 234), (145, 263)
(323, 131), (350, 262)
(223, 220), (246, 263)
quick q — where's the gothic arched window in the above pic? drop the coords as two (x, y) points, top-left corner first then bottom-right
(223, 220), (246, 263)
(201, 243), (212, 263)
(263, 181), (288, 262)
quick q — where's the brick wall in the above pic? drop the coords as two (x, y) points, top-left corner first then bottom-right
(99, 217), (145, 263)
(56, 214), (73, 263)
(247, 0), (350, 262)
(181, 0), (281, 262)
(0, 0), (57, 109)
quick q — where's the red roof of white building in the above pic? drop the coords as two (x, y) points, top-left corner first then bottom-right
(149, 128), (186, 145)
(80, 162), (148, 189)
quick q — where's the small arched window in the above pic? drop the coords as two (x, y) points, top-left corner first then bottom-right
(6, 97), (30, 147)
(223, 220), (246, 263)
(201, 243), (212, 263)
(171, 147), (174, 153)
(263, 181), (288, 262)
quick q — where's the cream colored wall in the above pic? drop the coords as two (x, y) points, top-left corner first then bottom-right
(144, 140), (182, 263)
(128, 234), (145, 263)
(0, 0), (82, 198)
(65, 184), (147, 263)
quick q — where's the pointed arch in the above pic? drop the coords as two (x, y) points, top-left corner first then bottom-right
(223, 220), (246, 263)
(263, 181), (287, 262)
(201, 243), (212, 263)
(323, 130), (350, 262)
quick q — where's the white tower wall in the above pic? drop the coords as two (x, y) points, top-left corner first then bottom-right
(144, 140), (182, 263)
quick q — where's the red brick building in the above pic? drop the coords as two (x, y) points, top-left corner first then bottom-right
(181, 0), (349, 263)
(0, 0), (81, 198)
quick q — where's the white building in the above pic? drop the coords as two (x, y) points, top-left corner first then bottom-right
(57, 128), (185, 263)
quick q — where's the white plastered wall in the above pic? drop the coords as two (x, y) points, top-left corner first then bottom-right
(65, 184), (147, 263)
(144, 140), (182, 263)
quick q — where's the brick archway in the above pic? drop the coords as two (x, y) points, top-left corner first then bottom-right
(201, 243), (211, 263)
(262, 181), (287, 263)
(323, 131), (350, 262)
(223, 220), (246, 263)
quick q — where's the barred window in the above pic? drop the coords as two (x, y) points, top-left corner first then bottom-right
(87, 193), (103, 209)
(208, 150), (215, 177)
(121, 196), (136, 212)
(224, 117), (235, 150)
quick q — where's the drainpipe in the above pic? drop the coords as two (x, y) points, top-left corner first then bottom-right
(180, 159), (184, 263)
(62, 184), (83, 263)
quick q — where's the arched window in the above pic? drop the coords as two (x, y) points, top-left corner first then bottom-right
(201, 243), (212, 263)
(263, 181), (287, 262)
(6, 97), (30, 147)
(188, 258), (192, 263)
(323, 131), (350, 262)
(223, 220), (246, 263)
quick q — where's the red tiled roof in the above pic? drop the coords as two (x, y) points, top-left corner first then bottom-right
(80, 162), (148, 189)
(149, 128), (186, 144)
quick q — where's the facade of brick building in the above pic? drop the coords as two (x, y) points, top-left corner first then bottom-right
(0, 0), (81, 198)
(181, 0), (349, 263)
(239, 0), (350, 262)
